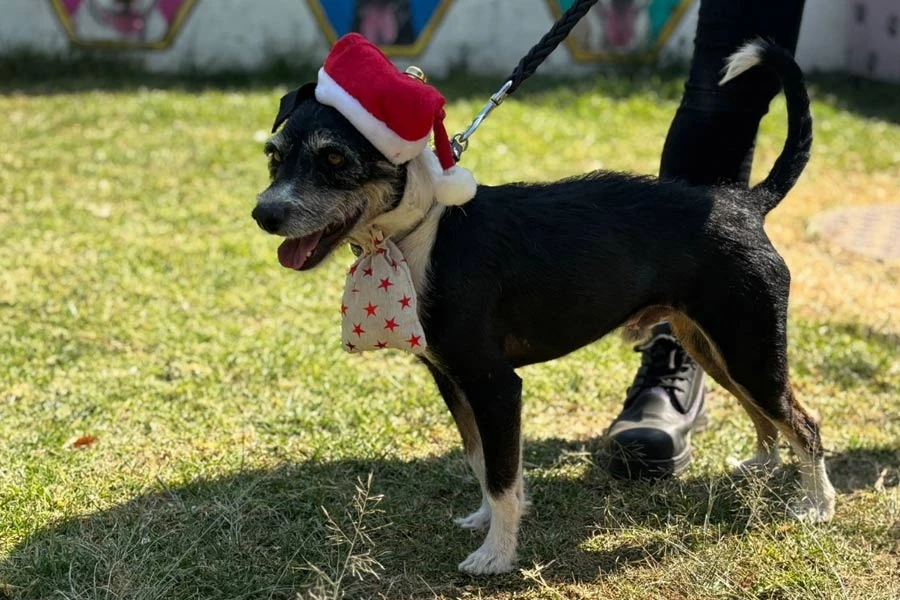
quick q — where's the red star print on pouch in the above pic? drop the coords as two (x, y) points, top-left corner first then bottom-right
(341, 238), (427, 355)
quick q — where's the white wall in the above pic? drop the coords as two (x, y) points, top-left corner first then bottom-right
(0, 0), (856, 76)
(796, 0), (848, 73)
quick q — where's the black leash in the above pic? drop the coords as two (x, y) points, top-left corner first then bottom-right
(450, 0), (600, 161)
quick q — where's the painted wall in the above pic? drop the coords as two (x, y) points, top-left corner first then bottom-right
(0, 0), (892, 81)
(846, 0), (900, 83)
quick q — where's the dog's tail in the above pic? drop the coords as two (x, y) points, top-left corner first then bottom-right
(719, 38), (812, 215)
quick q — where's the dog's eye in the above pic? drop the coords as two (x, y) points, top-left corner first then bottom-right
(326, 152), (345, 167)
(268, 150), (283, 164)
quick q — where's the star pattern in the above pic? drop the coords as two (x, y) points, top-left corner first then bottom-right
(341, 238), (427, 355)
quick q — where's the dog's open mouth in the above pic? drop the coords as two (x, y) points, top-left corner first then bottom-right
(277, 210), (363, 271)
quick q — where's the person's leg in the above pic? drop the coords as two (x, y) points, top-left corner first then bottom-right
(605, 0), (806, 479)
(659, 0), (807, 187)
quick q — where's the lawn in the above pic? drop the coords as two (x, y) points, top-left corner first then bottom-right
(0, 62), (898, 599)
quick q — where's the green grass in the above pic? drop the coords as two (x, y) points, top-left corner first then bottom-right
(0, 63), (898, 599)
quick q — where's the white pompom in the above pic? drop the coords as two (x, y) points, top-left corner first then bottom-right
(419, 149), (476, 206)
(433, 166), (477, 205)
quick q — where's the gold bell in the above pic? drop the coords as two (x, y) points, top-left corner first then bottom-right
(404, 66), (427, 83)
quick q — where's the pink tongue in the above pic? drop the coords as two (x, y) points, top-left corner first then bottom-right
(277, 230), (324, 270)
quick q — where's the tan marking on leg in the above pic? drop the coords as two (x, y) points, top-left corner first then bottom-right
(447, 387), (492, 530)
(620, 305), (673, 343)
(668, 313), (780, 468)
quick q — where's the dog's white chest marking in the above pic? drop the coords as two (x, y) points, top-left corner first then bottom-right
(342, 153), (445, 356)
(341, 238), (428, 355)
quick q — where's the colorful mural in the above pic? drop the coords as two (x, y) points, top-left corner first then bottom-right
(49, 0), (198, 50)
(548, 0), (693, 62)
(847, 0), (900, 83)
(306, 0), (454, 56)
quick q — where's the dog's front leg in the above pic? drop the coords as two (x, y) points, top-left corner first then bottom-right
(455, 366), (524, 575)
(426, 363), (492, 529)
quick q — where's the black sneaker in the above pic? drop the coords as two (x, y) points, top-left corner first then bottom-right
(605, 322), (707, 479)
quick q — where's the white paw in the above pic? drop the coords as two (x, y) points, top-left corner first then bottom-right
(788, 495), (835, 523)
(727, 454), (779, 475)
(454, 504), (491, 530)
(458, 543), (515, 575)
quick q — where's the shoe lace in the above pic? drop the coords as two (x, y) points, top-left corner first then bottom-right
(625, 335), (698, 410)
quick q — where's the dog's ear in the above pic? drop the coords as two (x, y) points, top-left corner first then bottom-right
(271, 82), (316, 133)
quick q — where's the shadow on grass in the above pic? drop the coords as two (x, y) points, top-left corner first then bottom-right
(1, 439), (896, 599)
(0, 50), (685, 102)
(4, 52), (899, 125)
(828, 446), (900, 493)
(795, 321), (900, 393)
(808, 73), (900, 124)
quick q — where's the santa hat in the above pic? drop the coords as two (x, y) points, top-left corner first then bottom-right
(314, 33), (476, 206)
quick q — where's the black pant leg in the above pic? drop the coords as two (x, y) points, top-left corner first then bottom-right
(659, 0), (806, 187)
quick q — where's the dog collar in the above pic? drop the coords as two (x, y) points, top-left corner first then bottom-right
(341, 236), (427, 356)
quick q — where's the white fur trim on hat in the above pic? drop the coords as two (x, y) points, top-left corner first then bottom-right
(315, 68), (429, 164)
(421, 148), (477, 206)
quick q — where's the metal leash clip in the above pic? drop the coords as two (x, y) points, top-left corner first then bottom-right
(451, 79), (513, 162)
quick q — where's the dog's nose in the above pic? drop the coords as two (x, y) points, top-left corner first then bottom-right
(252, 203), (288, 234)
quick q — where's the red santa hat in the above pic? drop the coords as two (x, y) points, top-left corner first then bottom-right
(314, 33), (476, 206)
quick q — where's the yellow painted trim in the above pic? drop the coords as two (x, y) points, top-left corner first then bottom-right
(305, 0), (455, 57)
(544, 0), (695, 64)
(48, 0), (199, 51)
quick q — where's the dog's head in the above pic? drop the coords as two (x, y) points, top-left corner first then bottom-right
(252, 84), (408, 271)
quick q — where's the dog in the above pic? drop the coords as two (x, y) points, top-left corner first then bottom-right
(573, 0), (652, 54)
(352, 0), (416, 46)
(251, 39), (836, 575)
(74, 0), (168, 43)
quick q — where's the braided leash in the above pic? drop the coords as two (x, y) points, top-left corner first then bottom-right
(450, 0), (600, 161)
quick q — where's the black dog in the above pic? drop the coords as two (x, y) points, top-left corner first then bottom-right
(252, 40), (836, 574)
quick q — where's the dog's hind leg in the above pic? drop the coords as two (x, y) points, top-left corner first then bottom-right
(669, 314), (781, 472)
(452, 364), (524, 575)
(675, 258), (835, 522)
(425, 363), (492, 530)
